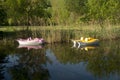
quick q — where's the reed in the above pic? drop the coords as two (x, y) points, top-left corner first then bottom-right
(0, 25), (120, 43)
(28, 25), (120, 43)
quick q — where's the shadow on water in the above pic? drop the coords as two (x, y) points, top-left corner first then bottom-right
(0, 30), (34, 40)
(0, 39), (120, 80)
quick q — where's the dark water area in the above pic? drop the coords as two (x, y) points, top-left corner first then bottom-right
(0, 39), (120, 80)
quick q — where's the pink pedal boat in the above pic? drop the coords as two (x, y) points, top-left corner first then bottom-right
(16, 37), (44, 45)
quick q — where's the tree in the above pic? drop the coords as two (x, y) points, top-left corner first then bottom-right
(0, 0), (7, 26)
(65, 0), (88, 24)
(87, 0), (120, 25)
(4, 0), (51, 26)
(65, 0), (88, 15)
(65, 0), (120, 25)
(50, 0), (70, 25)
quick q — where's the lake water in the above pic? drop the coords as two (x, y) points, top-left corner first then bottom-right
(0, 39), (120, 80)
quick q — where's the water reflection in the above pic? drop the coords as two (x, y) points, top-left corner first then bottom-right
(45, 49), (94, 80)
(0, 41), (49, 80)
(72, 45), (99, 51)
(0, 40), (120, 80)
(17, 45), (43, 50)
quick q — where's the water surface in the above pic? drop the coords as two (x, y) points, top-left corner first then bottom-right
(0, 40), (120, 80)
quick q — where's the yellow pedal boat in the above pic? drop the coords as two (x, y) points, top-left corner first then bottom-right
(71, 37), (99, 47)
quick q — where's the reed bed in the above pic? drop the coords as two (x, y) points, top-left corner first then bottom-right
(29, 25), (120, 43)
(0, 25), (120, 43)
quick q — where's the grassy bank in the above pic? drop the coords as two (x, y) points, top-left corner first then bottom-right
(0, 25), (120, 43)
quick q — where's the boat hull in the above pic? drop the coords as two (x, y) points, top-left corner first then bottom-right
(17, 38), (44, 46)
(17, 40), (42, 45)
(18, 45), (43, 50)
(71, 38), (99, 48)
(78, 39), (99, 46)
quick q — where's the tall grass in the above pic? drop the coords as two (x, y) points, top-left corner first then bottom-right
(0, 25), (120, 43)
(29, 25), (120, 43)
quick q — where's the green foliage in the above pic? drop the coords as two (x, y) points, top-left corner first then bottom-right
(0, 0), (120, 26)
(50, 0), (70, 25)
(65, 0), (88, 15)
(64, 0), (88, 24)
(0, 1), (7, 26)
(64, 0), (120, 25)
(0, 6), (7, 26)
(3, 0), (51, 26)
(87, 0), (120, 24)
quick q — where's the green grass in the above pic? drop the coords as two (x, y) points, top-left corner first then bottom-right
(0, 25), (120, 43)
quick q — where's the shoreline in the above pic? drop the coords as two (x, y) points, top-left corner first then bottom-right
(0, 25), (120, 43)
